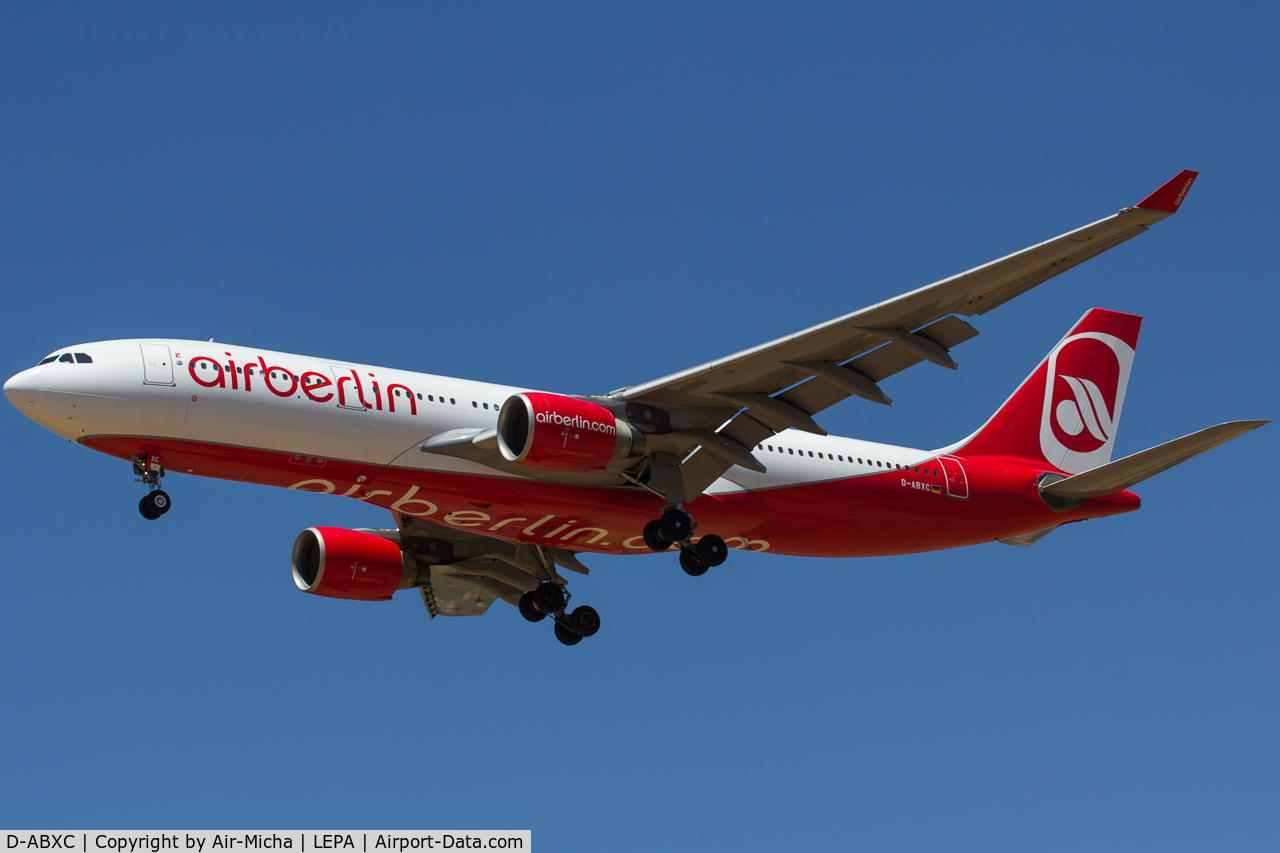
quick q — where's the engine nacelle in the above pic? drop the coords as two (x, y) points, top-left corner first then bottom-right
(291, 527), (417, 601)
(496, 392), (643, 472)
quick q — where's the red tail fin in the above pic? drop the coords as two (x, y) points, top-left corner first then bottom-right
(954, 309), (1142, 474)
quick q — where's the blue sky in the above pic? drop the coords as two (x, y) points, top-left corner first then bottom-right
(1, 4), (1277, 849)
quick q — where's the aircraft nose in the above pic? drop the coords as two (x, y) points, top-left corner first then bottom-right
(4, 367), (39, 409)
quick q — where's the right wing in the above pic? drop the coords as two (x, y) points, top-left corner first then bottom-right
(390, 511), (589, 618)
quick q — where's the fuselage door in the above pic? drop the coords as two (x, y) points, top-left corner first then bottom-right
(140, 343), (174, 386)
(329, 366), (368, 410)
(938, 455), (970, 500)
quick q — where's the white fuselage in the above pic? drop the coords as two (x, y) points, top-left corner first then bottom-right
(6, 338), (937, 492)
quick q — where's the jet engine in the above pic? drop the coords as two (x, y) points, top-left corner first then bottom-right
(496, 392), (644, 472)
(291, 527), (419, 601)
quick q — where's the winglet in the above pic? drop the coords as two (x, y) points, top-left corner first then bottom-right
(1134, 169), (1199, 213)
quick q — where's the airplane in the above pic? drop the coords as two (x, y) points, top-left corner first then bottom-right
(3, 169), (1268, 645)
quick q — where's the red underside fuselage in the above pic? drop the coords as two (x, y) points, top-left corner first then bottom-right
(83, 436), (1140, 558)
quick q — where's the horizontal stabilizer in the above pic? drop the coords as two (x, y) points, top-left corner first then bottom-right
(1041, 420), (1269, 499)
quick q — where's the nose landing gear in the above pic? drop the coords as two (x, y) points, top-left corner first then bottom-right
(139, 490), (172, 520)
(133, 452), (172, 520)
(642, 506), (728, 576)
(518, 581), (602, 646)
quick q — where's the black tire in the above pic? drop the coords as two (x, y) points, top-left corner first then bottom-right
(642, 520), (669, 552)
(658, 509), (692, 544)
(569, 605), (600, 638)
(554, 621), (582, 646)
(679, 549), (709, 577)
(150, 490), (171, 515)
(533, 582), (566, 614)
(696, 534), (728, 567)
(519, 591), (547, 623)
(138, 495), (160, 520)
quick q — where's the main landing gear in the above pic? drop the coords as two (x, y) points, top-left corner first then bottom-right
(133, 453), (172, 521)
(518, 581), (601, 647)
(642, 507), (728, 577)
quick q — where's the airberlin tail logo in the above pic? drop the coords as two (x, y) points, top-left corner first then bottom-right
(1039, 332), (1134, 474)
(1056, 374), (1116, 446)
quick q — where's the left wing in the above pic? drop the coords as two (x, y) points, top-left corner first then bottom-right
(615, 170), (1199, 496)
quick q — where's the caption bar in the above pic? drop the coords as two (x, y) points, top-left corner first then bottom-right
(4, 834), (528, 852)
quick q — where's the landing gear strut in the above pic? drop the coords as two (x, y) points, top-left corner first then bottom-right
(643, 506), (728, 576)
(519, 581), (602, 646)
(133, 453), (172, 521)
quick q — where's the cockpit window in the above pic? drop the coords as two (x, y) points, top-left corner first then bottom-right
(58, 353), (74, 363)
(38, 355), (59, 365)
(74, 353), (93, 363)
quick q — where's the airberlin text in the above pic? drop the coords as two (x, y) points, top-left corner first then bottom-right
(534, 410), (615, 435)
(287, 479), (771, 552)
(183, 352), (418, 416)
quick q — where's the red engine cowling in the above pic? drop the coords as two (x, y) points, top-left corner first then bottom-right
(291, 527), (413, 601)
(496, 392), (641, 472)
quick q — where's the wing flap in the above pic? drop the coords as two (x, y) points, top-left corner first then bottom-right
(777, 315), (978, 419)
(427, 568), (503, 616)
(679, 415), (777, 497)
